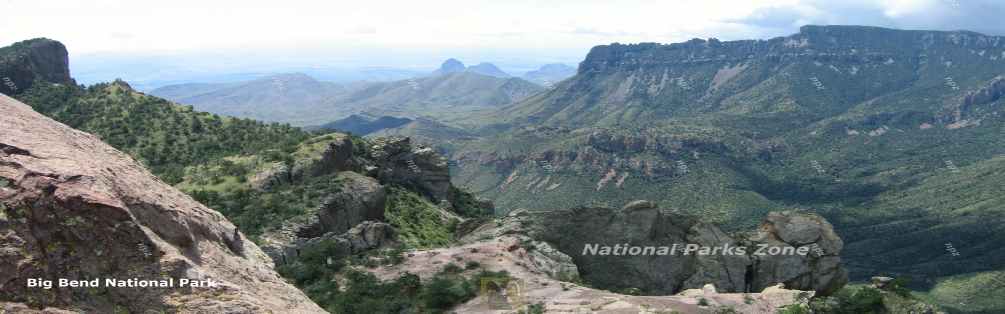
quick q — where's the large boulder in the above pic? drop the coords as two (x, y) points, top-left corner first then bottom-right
(745, 211), (848, 295)
(0, 94), (323, 313)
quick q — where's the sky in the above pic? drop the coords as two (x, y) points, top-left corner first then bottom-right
(2, 0), (1002, 86)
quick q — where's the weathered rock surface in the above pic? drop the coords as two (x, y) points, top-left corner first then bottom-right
(317, 172), (386, 235)
(260, 220), (397, 266)
(746, 211), (848, 296)
(248, 162), (290, 191)
(478, 205), (847, 296)
(259, 171), (391, 266)
(369, 137), (451, 202)
(372, 235), (814, 314)
(290, 133), (355, 180)
(0, 95), (324, 313)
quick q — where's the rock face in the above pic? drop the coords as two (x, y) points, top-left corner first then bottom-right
(317, 172), (387, 235)
(369, 137), (451, 202)
(496, 205), (847, 296)
(0, 95), (324, 313)
(291, 133), (355, 180)
(0, 38), (75, 96)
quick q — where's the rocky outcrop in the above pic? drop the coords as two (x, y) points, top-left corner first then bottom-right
(745, 211), (847, 296)
(964, 76), (1005, 107)
(525, 240), (580, 282)
(0, 94), (323, 313)
(0, 38), (75, 96)
(259, 171), (390, 266)
(261, 220), (397, 266)
(369, 137), (451, 202)
(290, 133), (355, 180)
(384, 233), (815, 314)
(317, 172), (386, 235)
(248, 162), (290, 191)
(488, 204), (847, 296)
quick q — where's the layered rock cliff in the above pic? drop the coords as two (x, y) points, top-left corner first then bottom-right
(0, 94), (324, 313)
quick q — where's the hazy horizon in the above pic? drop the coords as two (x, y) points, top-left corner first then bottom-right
(5, 0), (1004, 89)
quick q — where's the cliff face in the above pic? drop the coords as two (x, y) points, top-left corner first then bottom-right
(0, 94), (323, 313)
(0, 38), (75, 96)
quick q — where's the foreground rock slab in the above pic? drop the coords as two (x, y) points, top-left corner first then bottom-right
(0, 94), (324, 313)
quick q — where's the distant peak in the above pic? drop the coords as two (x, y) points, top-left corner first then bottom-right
(466, 62), (510, 78)
(437, 58), (466, 74)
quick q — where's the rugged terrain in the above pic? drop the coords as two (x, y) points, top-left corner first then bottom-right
(0, 33), (970, 313)
(419, 25), (1005, 313)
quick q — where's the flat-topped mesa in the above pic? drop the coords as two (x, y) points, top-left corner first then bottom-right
(579, 25), (1005, 73)
(0, 94), (323, 313)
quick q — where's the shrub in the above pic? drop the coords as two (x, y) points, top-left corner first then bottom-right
(443, 263), (463, 274)
(420, 273), (475, 310)
(465, 261), (481, 270)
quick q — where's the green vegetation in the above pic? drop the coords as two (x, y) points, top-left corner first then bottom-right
(780, 283), (942, 314)
(384, 186), (458, 248)
(15, 81), (310, 184)
(172, 147), (369, 239)
(278, 240), (513, 314)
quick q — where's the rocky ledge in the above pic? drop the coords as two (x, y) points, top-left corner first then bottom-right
(461, 202), (848, 297)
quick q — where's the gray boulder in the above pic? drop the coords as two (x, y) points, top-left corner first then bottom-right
(746, 211), (848, 295)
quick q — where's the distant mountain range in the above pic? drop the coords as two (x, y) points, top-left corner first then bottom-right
(430, 58), (577, 84)
(431, 58), (509, 77)
(148, 73), (352, 123)
(150, 69), (544, 126)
